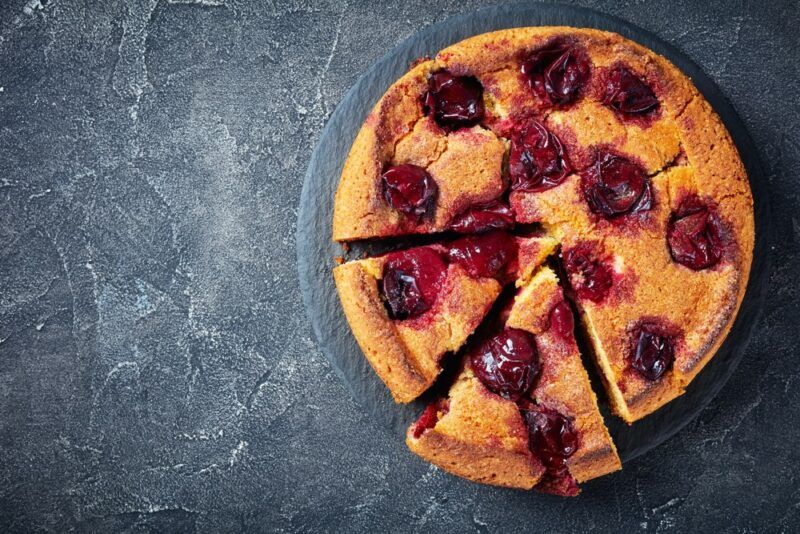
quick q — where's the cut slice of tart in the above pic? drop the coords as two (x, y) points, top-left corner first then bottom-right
(507, 267), (621, 493)
(334, 234), (557, 403)
(559, 165), (752, 422)
(407, 266), (620, 494)
(406, 361), (546, 489)
(332, 61), (510, 242)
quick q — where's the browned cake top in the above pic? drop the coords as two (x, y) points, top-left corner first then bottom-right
(333, 26), (754, 492)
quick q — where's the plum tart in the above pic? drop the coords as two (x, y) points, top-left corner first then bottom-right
(332, 27), (753, 492)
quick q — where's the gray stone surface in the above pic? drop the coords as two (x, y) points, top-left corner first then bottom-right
(0, 0), (797, 532)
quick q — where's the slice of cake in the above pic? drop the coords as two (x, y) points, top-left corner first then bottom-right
(406, 361), (545, 489)
(332, 61), (510, 242)
(507, 267), (621, 492)
(559, 165), (752, 422)
(407, 267), (620, 494)
(334, 234), (557, 402)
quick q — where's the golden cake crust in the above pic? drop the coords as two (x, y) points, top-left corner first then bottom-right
(405, 363), (545, 489)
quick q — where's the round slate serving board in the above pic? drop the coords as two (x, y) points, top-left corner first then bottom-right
(296, 3), (770, 464)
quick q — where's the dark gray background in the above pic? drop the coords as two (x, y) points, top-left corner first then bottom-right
(0, 0), (797, 532)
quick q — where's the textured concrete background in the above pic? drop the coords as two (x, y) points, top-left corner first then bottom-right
(0, 0), (797, 532)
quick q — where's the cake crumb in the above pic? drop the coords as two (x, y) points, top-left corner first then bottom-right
(410, 55), (432, 68)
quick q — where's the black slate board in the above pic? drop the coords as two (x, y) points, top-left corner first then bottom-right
(297, 3), (770, 464)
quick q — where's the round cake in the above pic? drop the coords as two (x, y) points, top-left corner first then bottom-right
(331, 27), (754, 494)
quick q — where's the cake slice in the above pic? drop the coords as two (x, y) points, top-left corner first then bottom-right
(510, 140), (751, 423)
(507, 267), (621, 493)
(334, 233), (557, 403)
(558, 168), (750, 422)
(407, 267), (620, 494)
(332, 61), (511, 242)
(406, 362), (546, 489)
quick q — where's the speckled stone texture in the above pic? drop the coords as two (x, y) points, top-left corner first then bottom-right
(0, 0), (796, 532)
